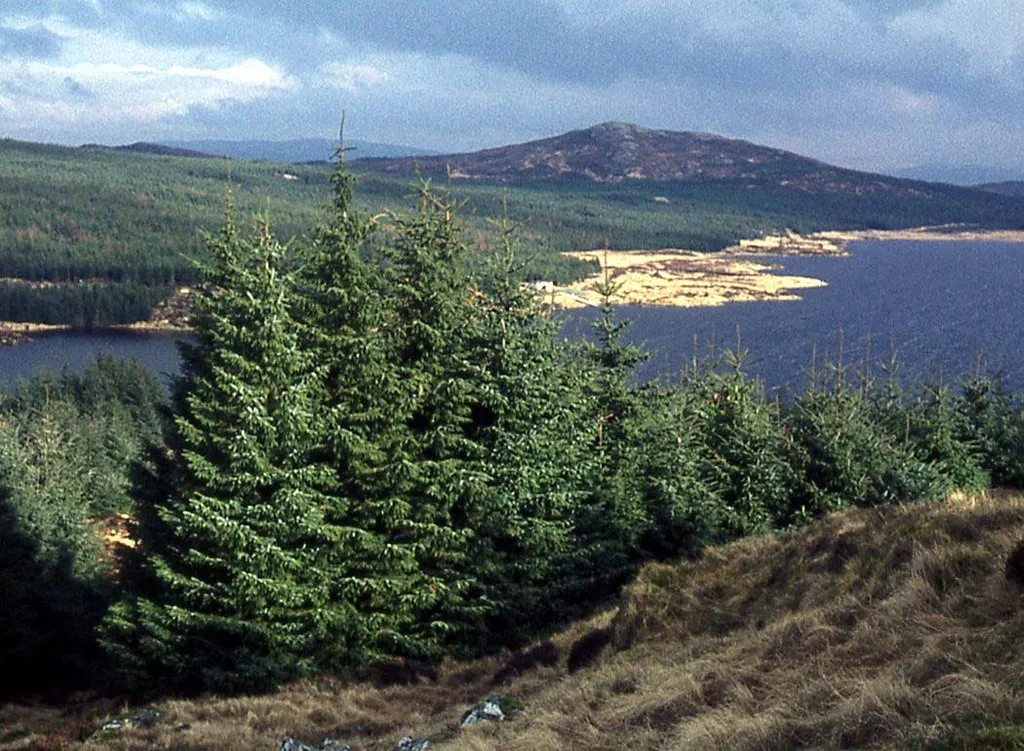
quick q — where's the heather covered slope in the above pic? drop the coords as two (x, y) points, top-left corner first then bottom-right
(9, 490), (1024, 750)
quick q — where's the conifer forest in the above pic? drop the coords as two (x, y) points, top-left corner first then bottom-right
(3, 155), (1024, 702)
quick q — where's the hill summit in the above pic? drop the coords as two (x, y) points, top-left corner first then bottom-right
(357, 121), (845, 184)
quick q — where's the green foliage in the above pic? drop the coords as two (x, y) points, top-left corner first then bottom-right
(102, 212), (373, 694)
(455, 214), (597, 646)
(8, 136), (1024, 329)
(955, 373), (1024, 487)
(0, 281), (173, 327)
(786, 378), (939, 524)
(88, 153), (1024, 699)
(0, 358), (166, 696)
(684, 361), (796, 537)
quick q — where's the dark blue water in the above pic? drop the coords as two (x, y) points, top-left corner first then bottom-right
(0, 330), (188, 388)
(1, 241), (1022, 396)
(565, 240), (1024, 395)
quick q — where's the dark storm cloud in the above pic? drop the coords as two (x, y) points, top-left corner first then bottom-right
(0, 24), (62, 59)
(50, 0), (1008, 115)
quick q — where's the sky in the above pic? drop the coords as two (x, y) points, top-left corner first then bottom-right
(1, 0), (1023, 178)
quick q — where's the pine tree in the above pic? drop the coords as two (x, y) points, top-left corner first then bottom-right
(455, 212), (596, 645)
(567, 258), (653, 597)
(373, 181), (485, 650)
(102, 211), (350, 694)
(295, 157), (452, 661)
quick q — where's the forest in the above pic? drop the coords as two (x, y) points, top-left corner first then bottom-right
(3, 156), (1024, 702)
(3, 137), (1024, 327)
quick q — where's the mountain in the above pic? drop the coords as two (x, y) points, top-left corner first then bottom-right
(975, 181), (1024, 198)
(889, 163), (1024, 185)
(81, 141), (217, 159)
(355, 122), (939, 197)
(158, 137), (436, 164)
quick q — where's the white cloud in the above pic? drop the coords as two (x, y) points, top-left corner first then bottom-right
(316, 61), (390, 92)
(176, 2), (217, 22)
(0, 15), (297, 143)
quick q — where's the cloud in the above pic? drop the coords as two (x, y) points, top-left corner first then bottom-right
(316, 62), (390, 93)
(0, 0), (1022, 175)
(62, 75), (95, 99)
(0, 24), (62, 59)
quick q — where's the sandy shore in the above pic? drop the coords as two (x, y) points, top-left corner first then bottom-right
(815, 228), (1024, 243)
(547, 228), (1024, 310)
(549, 249), (828, 309)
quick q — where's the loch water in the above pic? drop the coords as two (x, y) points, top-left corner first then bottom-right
(565, 239), (1024, 395)
(0, 240), (1022, 396)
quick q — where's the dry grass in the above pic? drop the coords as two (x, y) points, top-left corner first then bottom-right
(8, 490), (1024, 750)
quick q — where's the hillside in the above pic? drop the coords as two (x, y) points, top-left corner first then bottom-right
(357, 121), (982, 198)
(3, 130), (1024, 328)
(358, 121), (834, 183)
(8, 490), (1024, 750)
(977, 181), (1024, 198)
(158, 137), (437, 163)
(81, 142), (218, 159)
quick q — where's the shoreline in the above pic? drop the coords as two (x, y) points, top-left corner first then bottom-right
(814, 227), (1024, 244)
(1, 230), (1021, 339)
(549, 248), (829, 310)
(547, 228), (1024, 310)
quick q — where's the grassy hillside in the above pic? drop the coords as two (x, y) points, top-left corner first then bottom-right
(7, 489), (1024, 750)
(3, 136), (1024, 326)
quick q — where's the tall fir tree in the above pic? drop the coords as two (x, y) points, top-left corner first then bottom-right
(374, 181), (486, 649)
(102, 209), (353, 694)
(455, 212), (596, 646)
(295, 155), (453, 660)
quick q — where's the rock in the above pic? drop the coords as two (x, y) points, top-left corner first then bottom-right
(394, 736), (431, 750)
(95, 708), (161, 735)
(460, 695), (511, 727)
(280, 737), (351, 751)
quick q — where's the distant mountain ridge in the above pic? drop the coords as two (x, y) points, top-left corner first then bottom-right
(354, 122), (961, 200)
(889, 164), (1024, 186)
(158, 137), (436, 164)
(81, 142), (218, 159)
(975, 182), (1024, 198)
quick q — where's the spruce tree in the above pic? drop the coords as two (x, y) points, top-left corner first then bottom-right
(295, 157), (452, 661)
(102, 211), (349, 694)
(374, 181), (485, 650)
(456, 214), (596, 645)
(568, 259), (653, 597)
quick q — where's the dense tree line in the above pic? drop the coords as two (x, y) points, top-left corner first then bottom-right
(3, 157), (1024, 700)
(99, 161), (1024, 695)
(0, 282), (174, 327)
(0, 357), (166, 697)
(6, 138), (1024, 328)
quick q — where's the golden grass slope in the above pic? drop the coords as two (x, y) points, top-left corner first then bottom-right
(7, 490), (1024, 750)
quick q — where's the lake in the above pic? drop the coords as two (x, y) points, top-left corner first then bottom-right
(1, 240), (1022, 396)
(562, 239), (1024, 394)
